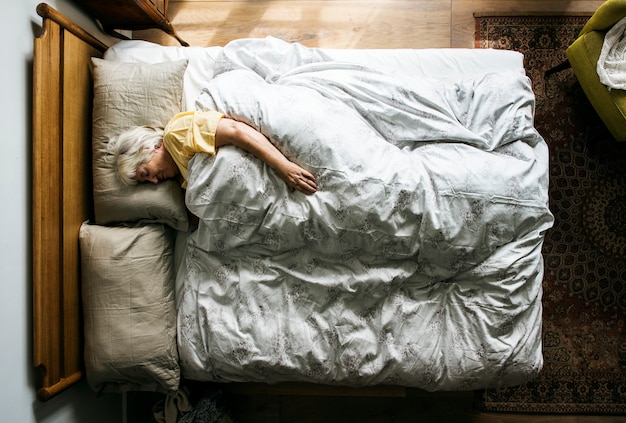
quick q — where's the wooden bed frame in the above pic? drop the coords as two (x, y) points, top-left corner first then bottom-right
(32, 3), (410, 402)
(32, 2), (552, 406)
(32, 3), (108, 401)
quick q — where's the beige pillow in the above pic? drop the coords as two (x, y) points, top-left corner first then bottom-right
(91, 58), (189, 231)
(80, 222), (180, 394)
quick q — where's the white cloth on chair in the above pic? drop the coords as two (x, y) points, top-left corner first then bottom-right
(598, 16), (626, 90)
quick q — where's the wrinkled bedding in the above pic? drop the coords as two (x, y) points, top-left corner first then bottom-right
(176, 38), (554, 390)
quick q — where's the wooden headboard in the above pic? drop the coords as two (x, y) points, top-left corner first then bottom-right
(32, 3), (108, 401)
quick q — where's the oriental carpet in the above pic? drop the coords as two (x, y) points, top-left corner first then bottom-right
(475, 15), (626, 415)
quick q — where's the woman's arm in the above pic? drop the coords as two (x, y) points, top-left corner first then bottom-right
(214, 117), (317, 195)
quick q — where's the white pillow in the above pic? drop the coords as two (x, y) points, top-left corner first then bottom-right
(91, 57), (189, 231)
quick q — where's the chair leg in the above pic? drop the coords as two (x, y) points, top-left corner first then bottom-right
(545, 59), (572, 78)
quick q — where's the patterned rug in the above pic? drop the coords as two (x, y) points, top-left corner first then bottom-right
(475, 15), (626, 414)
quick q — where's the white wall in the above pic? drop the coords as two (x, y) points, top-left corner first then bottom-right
(1, 1), (124, 421)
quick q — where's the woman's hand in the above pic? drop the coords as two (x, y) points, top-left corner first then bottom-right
(216, 118), (318, 195)
(276, 161), (317, 195)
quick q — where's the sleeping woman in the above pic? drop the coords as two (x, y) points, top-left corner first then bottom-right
(108, 110), (317, 195)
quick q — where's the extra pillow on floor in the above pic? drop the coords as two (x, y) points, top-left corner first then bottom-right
(91, 58), (189, 231)
(80, 222), (180, 394)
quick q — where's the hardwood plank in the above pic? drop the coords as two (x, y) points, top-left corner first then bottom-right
(61, 30), (96, 381)
(136, 0), (450, 48)
(33, 15), (64, 395)
(264, 393), (474, 423)
(229, 394), (281, 422)
(32, 3), (106, 401)
(221, 382), (406, 397)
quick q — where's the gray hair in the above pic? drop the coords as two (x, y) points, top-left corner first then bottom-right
(107, 126), (164, 185)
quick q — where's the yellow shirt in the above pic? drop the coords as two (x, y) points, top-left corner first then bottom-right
(163, 110), (224, 188)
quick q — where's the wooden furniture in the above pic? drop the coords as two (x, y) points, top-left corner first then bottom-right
(32, 2), (550, 403)
(32, 3), (108, 401)
(72, 0), (189, 46)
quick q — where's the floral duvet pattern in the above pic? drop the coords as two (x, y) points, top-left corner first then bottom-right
(176, 38), (554, 390)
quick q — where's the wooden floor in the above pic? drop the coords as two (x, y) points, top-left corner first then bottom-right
(136, 0), (605, 49)
(127, 385), (626, 423)
(131, 1), (626, 422)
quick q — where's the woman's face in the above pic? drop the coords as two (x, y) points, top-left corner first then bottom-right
(135, 144), (179, 184)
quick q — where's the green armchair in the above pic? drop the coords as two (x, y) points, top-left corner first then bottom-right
(548, 0), (626, 141)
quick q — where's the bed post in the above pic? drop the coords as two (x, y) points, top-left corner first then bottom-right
(32, 3), (107, 401)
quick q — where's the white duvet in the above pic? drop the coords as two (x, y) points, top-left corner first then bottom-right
(176, 38), (554, 390)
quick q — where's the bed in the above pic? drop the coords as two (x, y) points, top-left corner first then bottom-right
(33, 3), (554, 402)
